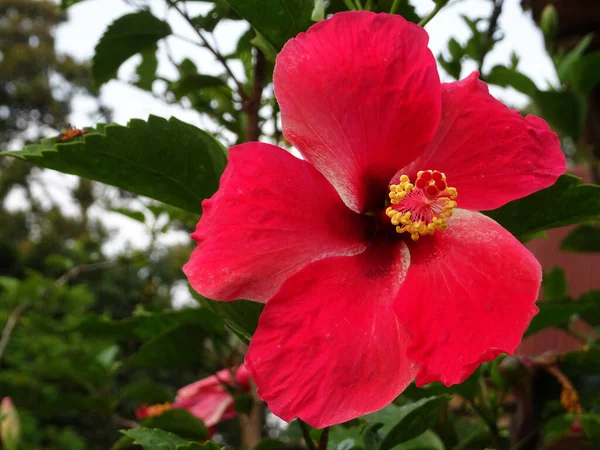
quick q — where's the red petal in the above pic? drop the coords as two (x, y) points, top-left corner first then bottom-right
(399, 72), (566, 211)
(245, 239), (417, 428)
(394, 209), (540, 386)
(275, 11), (441, 213)
(184, 143), (370, 302)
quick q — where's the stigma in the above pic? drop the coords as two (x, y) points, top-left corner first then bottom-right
(385, 170), (457, 241)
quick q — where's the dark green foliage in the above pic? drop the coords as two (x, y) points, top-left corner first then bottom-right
(225, 0), (315, 50)
(561, 224), (600, 252)
(92, 11), (172, 86)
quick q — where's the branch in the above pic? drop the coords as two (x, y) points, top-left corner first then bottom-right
(298, 420), (317, 450)
(166, 0), (249, 102)
(478, 0), (504, 74)
(0, 304), (28, 364)
(240, 380), (265, 450)
(318, 427), (330, 450)
(244, 50), (267, 142)
(55, 261), (117, 286)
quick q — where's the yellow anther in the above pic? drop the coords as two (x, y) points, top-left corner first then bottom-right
(386, 170), (457, 240)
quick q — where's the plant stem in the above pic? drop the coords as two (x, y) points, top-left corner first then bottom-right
(318, 427), (330, 450)
(244, 50), (266, 142)
(418, 1), (446, 27)
(299, 420), (317, 450)
(477, 0), (503, 74)
(343, 0), (357, 10)
(166, 0), (249, 102)
(0, 304), (27, 364)
(390, 0), (402, 14)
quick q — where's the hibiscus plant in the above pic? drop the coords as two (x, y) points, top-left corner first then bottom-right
(2, 1), (600, 450)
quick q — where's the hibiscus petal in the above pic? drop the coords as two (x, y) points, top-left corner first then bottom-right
(275, 11), (441, 213)
(245, 239), (417, 428)
(399, 72), (566, 211)
(394, 209), (541, 386)
(184, 142), (371, 302)
(173, 391), (234, 427)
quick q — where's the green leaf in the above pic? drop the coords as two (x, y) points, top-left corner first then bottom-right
(395, 431), (444, 450)
(378, 396), (450, 450)
(121, 428), (192, 450)
(225, 0), (315, 50)
(561, 224), (600, 252)
(576, 290), (600, 326)
(362, 423), (384, 450)
(170, 74), (227, 99)
(556, 33), (593, 83)
(136, 45), (159, 91)
(542, 267), (568, 301)
(581, 414), (600, 444)
(60, 0), (86, 9)
(191, 287), (263, 343)
(487, 175), (600, 240)
(571, 51), (600, 94)
(560, 345), (600, 373)
(125, 323), (216, 369)
(74, 307), (224, 341)
(532, 90), (586, 140)
(486, 65), (538, 97)
(109, 207), (146, 224)
(1, 116), (227, 214)
(524, 302), (586, 337)
(141, 409), (208, 441)
(93, 11), (172, 86)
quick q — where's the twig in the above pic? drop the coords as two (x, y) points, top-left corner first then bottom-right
(0, 304), (28, 364)
(390, 0), (402, 14)
(298, 420), (317, 450)
(166, 0), (249, 102)
(245, 50), (267, 142)
(418, 1), (447, 27)
(56, 261), (117, 286)
(111, 414), (139, 429)
(477, 0), (504, 74)
(318, 427), (330, 450)
(240, 380), (265, 450)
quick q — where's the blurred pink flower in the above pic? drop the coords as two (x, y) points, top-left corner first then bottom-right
(172, 364), (251, 427)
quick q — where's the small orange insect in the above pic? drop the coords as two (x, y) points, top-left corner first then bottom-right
(56, 124), (88, 142)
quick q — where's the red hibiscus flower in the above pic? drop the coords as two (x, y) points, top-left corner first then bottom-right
(172, 364), (251, 427)
(184, 11), (566, 428)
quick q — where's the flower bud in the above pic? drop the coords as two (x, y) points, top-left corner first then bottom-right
(1, 397), (20, 450)
(540, 5), (558, 46)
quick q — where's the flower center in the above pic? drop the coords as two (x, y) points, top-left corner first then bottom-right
(385, 170), (457, 241)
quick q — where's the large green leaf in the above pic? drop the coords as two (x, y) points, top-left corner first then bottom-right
(225, 0), (315, 50)
(571, 51), (600, 94)
(121, 428), (192, 450)
(73, 307), (224, 341)
(191, 289), (263, 344)
(487, 174), (600, 240)
(524, 302), (587, 337)
(377, 396), (450, 450)
(1, 116), (227, 214)
(532, 90), (586, 140)
(125, 323), (218, 369)
(561, 224), (600, 252)
(141, 409), (208, 441)
(93, 11), (172, 86)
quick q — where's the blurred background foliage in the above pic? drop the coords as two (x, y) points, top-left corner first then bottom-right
(0, 0), (599, 449)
